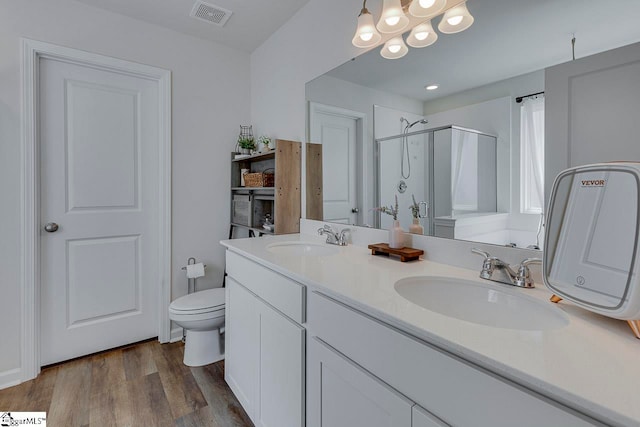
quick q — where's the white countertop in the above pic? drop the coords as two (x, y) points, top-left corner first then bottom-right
(221, 233), (640, 427)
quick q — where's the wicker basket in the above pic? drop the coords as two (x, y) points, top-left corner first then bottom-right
(243, 168), (275, 187)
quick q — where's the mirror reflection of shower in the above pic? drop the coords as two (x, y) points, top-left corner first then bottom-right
(400, 117), (428, 179)
(377, 125), (498, 239)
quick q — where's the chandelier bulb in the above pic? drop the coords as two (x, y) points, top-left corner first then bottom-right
(377, 0), (409, 33)
(438, 2), (474, 34)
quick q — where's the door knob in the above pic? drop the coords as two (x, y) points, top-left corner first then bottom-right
(44, 222), (59, 232)
(351, 208), (359, 213)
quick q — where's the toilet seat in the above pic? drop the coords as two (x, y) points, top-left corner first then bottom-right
(169, 288), (225, 316)
(169, 308), (225, 324)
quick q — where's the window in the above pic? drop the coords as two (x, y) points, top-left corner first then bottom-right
(520, 95), (545, 214)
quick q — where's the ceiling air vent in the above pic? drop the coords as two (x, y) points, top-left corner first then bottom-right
(190, 1), (232, 27)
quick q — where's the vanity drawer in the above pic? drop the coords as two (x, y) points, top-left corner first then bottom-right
(308, 291), (603, 427)
(226, 251), (305, 323)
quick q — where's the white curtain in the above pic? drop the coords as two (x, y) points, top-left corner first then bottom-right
(520, 96), (545, 213)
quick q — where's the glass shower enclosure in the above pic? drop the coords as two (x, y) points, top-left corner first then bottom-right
(375, 125), (498, 236)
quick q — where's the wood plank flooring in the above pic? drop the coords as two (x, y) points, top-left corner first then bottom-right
(0, 340), (253, 427)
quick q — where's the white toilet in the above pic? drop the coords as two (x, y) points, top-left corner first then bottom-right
(168, 287), (226, 367)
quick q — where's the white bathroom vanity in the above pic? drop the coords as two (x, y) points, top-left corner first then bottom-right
(221, 232), (640, 427)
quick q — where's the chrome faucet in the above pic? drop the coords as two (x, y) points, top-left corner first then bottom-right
(514, 258), (543, 288)
(471, 248), (541, 288)
(317, 224), (350, 246)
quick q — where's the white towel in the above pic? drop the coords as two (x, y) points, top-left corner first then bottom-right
(186, 262), (205, 279)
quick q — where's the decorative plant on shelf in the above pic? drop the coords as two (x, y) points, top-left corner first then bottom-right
(237, 136), (255, 153)
(409, 194), (420, 219)
(373, 195), (399, 221)
(257, 135), (272, 151)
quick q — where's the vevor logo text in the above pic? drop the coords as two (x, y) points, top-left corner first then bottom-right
(581, 179), (606, 187)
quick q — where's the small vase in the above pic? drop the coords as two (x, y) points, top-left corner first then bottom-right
(259, 142), (271, 152)
(388, 220), (404, 249)
(409, 218), (424, 235)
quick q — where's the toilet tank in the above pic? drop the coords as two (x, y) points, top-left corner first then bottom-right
(544, 162), (640, 319)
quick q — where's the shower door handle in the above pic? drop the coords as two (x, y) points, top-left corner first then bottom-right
(419, 201), (429, 219)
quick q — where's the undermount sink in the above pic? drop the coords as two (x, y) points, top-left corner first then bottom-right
(266, 241), (339, 257)
(394, 276), (569, 331)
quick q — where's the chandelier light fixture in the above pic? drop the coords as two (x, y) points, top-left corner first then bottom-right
(409, 0), (446, 18)
(406, 20), (437, 48)
(381, 36), (409, 59)
(351, 2), (382, 47)
(438, 2), (474, 33)
(351, 0), (474, 59)
(376, 0), (410, 33)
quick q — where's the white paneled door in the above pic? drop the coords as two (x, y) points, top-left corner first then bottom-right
(310, 104), (359, 225)
(39, 56), (161, 365)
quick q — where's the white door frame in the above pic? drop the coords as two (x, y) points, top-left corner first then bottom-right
(308, 102), (367, 224)
(20, 39), (172, 381)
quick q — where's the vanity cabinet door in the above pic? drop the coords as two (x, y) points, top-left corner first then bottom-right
(225, 278), (259, 417)
(309, 291), (602, 427)
(226, 271), (305, 427)
(255, 299), (305, 427)
(412, 405), (450, 427)
(307, 337), (413, 427)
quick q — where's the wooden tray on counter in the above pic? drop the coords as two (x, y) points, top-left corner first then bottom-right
(368, 243), (424, 262)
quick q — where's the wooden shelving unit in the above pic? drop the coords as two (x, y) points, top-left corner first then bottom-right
(230, 222), (274, 236)
(306, 142), (323, 221)
(230, 139), (301, 237)
(231, 150), (276, 163)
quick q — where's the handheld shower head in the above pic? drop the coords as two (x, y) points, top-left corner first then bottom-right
(399, 118), (428, 180)
(409, 118), (428, 128)
(402, 118), (428, 132)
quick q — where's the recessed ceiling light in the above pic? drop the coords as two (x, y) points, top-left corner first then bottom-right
(425, 84), (439, 91)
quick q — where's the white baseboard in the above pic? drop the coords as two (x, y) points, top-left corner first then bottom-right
(0, 368), (22, 390)
(169, 327), (184, 343)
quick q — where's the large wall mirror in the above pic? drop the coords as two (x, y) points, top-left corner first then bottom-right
(305, 0), (640, 251)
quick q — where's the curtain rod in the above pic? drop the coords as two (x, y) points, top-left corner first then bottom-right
(516, 91), (544, 103)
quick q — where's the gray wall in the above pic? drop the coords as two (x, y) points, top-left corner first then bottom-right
(0, 0), (250, 377)
(545, 41), (640, 202)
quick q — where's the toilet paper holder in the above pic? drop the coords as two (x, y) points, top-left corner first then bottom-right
(181, 257), (207, 294)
